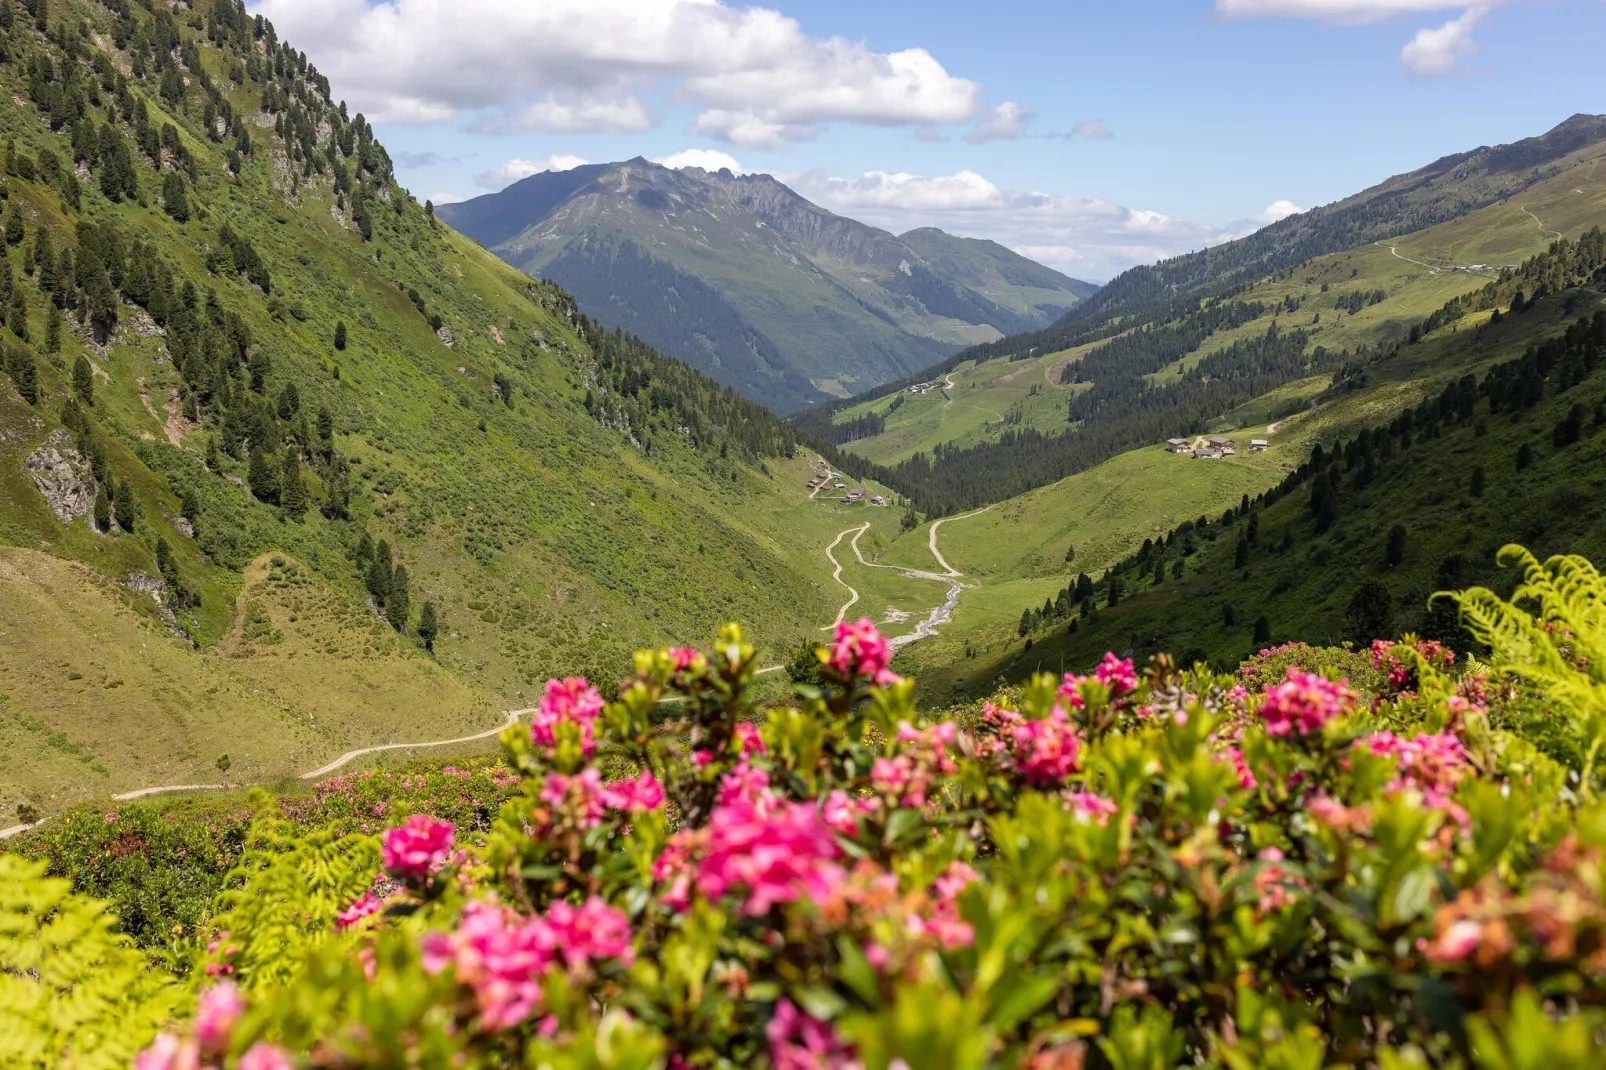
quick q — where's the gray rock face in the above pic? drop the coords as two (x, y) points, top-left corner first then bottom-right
(25, 431), (96, 525)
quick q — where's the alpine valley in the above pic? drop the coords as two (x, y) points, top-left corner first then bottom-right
(6, 2), (1606, 1067)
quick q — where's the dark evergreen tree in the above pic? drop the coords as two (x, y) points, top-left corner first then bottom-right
(112, 478), (137, 532)
(366, 539), (393, 603)
(161, 171), (190, 222)
(386, 566), (410, 632)
(247, 446), (279, 503)
(72, 355), (93, 403)
(280, 452), (307, 518)
(4, 343), (37, 403)
(1234, 536), (1249, 569)
(1516, 442), (1534, 471)
(1253, 616), (1271, 644)
(1386, 524), (1407, 568)
(93, 485), (110, 531)
(277, 381), (299, 419)
(1343, 581), (1394, 645)
(333, 320), (346, 350)
(417, 600), (439, 651)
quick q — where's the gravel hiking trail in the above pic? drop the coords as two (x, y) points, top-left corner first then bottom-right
(819, 508), (991, 647)
(0, 707), (532, 839)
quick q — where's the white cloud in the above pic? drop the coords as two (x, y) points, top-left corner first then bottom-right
(1215, 0), (1505, 77)
(475, 155), (590, 191)
(1216, 0), (1483, 22)
(965, 102), (1033, 143)
(1071, 119), (1115, 140)
(427, 191), (467, 205)
(479, 95), (654, 135)
(785, 168), (1232, 281)
(1253, 199), (1305, 224)
(653, 149), (747, 173)
(1400, 7), (1485, 76)
(251, 0), (981, 140)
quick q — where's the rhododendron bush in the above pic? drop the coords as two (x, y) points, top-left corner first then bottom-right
(10, 547), (1606, 1068)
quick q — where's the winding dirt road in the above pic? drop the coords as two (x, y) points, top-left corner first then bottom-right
(0, 707), (532, 839)
(819, 508), (992, 647)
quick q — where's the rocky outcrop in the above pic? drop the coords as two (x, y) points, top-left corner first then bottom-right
(25, 432), (96, 524)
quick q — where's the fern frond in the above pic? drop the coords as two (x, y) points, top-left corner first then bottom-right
(0, 855), (182, 1069)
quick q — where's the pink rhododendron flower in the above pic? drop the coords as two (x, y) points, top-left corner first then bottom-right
(531, 676), (603, 755)
(238, 1043), (296, 1070)
(820, 790), (873, 835)
(1258, 669), (1354, 737)
(336, 892), (384, 930)
(734, 722), (767, 756)
(933, 861), (978, 903)
(546, 896), (634, 966)
(1093, 653), (1138, 695)
(541, 768), (609, 829)
(133, 1034), (186, 1070)
(767, 998), (862, 1070)
(193, 980), (244, 1054)
(602, 770), (666, 813)
(697, 798), (845, 915)
(421, 897), (632, 1032)
(668, 647), (704, 672)
(104, 811), (118, 824)
(1225, 745), (1257, 789)
(830, 618), (899, 685)
(381, 814), (455, 883)
(1358, 731), (1470, 813)
(1055, 674), (1088, 710)
(1064, 791), (1119, 824)
(1009, 706), (1083, 786)
(1423, 918), (1483, 963)
(716, 761), (778, 814)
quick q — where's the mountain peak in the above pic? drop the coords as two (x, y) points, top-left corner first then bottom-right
(439, 164), (1095, 410)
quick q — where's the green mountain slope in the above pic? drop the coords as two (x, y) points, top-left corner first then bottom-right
(921, 293), (1606, 701)
(0, 0), (848, 813)
(437, 161), (1094, 412)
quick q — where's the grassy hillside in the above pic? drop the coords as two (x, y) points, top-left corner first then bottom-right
(828, 160), (1606, 470)
(921, 294), (1606, 700)
(0, 0), (861, 815)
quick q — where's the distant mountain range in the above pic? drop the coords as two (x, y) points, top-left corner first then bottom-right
(438, 161), (1097, 412)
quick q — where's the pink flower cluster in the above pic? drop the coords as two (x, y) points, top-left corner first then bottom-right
(137, 983), (296, 1070)
(336, 892), (384, 930)
(658, 793), (847, 916)
(1063, 791), (1119, 824)
(829, 618), (899, 686)
(381, 814), (455, 884)
(1359, 731), (1470, 811)
(1257, 669), (1355, 737)
(540, 768), (667, 831)
(987, 703), (1083, 786)
(871, 721), (959, 808)
(421, 897), (632, 1032)
(1093, 653), (1138, 695)
(531, 676), (604, 756)
(767, 999), (861, 1070)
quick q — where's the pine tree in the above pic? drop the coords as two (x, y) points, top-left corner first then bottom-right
(1516, 443), (1534, 471)
(1234, 536), (1249, 569)
(1018, 610), (1030, 638)
(366, 540), (392, 603)
(5, 343), (37, 404)
(333, 321), (346, 350)
(276, 381), (299, 419)
(417, 600), (438, 651)
(386, 566), (410, 632)
(112, 478), (137, 532)
(72, 355), (93, 403)
(247, 446), (279, 503)
(1386, 524), (1408, 568)
(1253, 616), (1271, 644)
(280, 452), (307, 519)
(2, 203), (22, 245)
(181, 485), (200, 525)
(44, 304), (61, 354)
(161, 171), (189, 222)
(9, 288), (28, 342)
(93, 484), (110, 531)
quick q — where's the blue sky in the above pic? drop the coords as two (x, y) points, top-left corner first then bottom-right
(253, 0), (1606, 281)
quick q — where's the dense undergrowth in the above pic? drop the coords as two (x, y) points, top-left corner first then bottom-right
(5, 544), (1606, 1067)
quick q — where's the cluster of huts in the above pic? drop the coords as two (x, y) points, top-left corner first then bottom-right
(1166, 435), (1269, 459)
